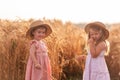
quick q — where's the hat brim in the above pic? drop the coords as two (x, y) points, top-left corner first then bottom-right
(85, 22), (109, 39)
(39, 24), (52, 38)
(26, 23), (52, 39)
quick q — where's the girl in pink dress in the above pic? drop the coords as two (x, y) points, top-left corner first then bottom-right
(25, 20), (52, 80)
(77, 22), (110, 80)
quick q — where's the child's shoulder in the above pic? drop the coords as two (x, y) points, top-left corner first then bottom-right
(40, 40), (46, 44)
(97, 41), (107, 50)
(29, 40), (39, 47)
(29, 40), (40, 49)
(30, 40), (37, 44)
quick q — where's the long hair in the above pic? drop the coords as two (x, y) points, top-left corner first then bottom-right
(87, 26), (110, 55)
(104, 40), (110, 55)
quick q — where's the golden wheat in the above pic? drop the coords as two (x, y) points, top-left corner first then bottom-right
(0, 19), (120, 80)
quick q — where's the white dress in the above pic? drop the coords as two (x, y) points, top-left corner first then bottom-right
(83, 50), (110, 80)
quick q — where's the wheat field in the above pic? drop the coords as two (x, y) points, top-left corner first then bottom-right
(0, 19), (120, 80)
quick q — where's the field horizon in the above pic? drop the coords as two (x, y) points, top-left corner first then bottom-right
(0, 18), (120, 80)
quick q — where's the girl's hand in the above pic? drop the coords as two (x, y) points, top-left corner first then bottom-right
(88, 38), (96, 44)
(35, 64), (41, 69)
(76, 55), (86, 62)
(88, 38), (94, 43)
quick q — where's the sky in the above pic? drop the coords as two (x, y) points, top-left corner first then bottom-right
(0, 0), (120, 23)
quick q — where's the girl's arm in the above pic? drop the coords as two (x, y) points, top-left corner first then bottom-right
(30, 44), (39, 66)
(76, 55), (86, 62)
(89, 41), (106, 58)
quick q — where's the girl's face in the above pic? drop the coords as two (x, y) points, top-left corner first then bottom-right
(33, 28), (46, 40)
(89, 29), (102, 41)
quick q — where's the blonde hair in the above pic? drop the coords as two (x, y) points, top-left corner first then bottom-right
(104, 40), (110, 56)
(85, 31), (110, 55)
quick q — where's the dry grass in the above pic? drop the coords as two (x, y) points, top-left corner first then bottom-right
(0, 19), (120, 80)
(105, 24), (120, 80)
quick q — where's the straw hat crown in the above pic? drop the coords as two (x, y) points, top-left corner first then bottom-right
(26, 20), (52, 39)
(85, 21), (109, 39)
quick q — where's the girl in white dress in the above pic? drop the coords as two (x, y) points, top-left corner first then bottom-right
(81, 22), (110, 80)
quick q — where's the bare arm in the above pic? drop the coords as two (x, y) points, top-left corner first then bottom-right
(89, 41), (106, 58)
(75, 55), (86, 62)
(30, 44), (41, 69)
(30, 44), (38, 65)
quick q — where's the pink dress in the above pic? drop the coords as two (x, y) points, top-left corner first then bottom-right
(83, 50), (110, 80)
(25, 40), (51, 80)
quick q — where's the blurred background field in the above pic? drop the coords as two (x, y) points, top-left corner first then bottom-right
(0, 19), (120, 80)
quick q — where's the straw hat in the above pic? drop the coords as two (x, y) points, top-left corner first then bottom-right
(26, 20), (52, 39)
(85, 21), (109, 39)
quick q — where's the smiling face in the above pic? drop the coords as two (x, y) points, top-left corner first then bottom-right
(32, 27), (47, 40)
